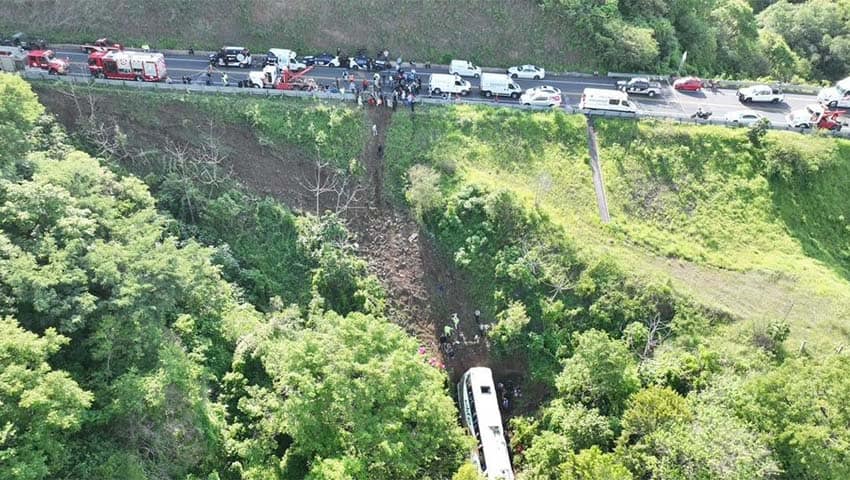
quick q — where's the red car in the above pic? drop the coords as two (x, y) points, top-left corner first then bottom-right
(673, 76), (703, 91)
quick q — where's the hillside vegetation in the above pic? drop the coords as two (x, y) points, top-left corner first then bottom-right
(0, 73), (471, 479)
(386, 103), (850, 478)
(3, 0), (850, 80)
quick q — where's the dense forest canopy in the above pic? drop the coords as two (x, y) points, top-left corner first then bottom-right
(0, 73), (469, 479)
(541, 0), (850, 80)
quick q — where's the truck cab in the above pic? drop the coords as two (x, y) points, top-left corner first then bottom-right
(26, 50), (69, 75)
(265, 49), (305, 71)
(818, 77), (850, 109)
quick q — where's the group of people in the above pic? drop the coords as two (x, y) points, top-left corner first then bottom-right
(439, 310), (492, 358)
(496, 381), (522, 412)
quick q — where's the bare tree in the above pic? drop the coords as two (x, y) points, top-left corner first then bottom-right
(299, 156), (365, 217)
(642, 312), (671, 359)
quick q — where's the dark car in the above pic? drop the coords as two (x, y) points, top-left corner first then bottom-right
(1, 32), (47, 50)
(301, 52), (340, 67)
(209, 46), (253, 68)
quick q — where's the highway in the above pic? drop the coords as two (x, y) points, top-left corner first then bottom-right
(53, 47), (824, 126)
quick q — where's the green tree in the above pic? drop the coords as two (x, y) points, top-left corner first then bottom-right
(492, 300), (532, 353)
(559, 446), (633, 480)
(623, 401), (780, 479)
(730, 356), (850, 479)
(0, 317), (92, 480)
(556, 330), (640, 416)
(0, 73), (45, 172)
(248, 310), (471, 479)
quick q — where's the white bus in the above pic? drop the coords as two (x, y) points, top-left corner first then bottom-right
(457, 367), (515, 480)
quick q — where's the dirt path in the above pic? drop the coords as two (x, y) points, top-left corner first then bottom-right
(347, 107), (493, 382)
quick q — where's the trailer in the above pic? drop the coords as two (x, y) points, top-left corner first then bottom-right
(88, 50), (167, 82)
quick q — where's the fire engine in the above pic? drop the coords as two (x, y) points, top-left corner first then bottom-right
(88, 50), (167, 82)
(25, 49), (69, 75)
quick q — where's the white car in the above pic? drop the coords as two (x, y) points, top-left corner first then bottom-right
(724, 111), (767, 126)
(785, 104), (824, 128)
(520, 90), (562, 107)
(508, 64), (545, 80)
(525, 85), (561, 96)
(737, 84), (784, 104)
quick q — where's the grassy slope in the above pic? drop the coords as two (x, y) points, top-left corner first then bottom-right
(386, 105), (850, 354)
(1, 0), (586, 70)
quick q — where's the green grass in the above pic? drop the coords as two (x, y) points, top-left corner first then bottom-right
(385, 105), (850, 355)
(1, 0), (590, 71)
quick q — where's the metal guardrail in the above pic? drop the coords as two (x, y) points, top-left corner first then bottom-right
(18, 69), (850, 139)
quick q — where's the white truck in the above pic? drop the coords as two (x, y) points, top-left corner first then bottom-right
(429, 73), (472, 96)
(818, 76), (850, 109)
(737, 84), (784, 104)
(579, 88), (637, 113)
(449, 59), (482, 78)
(265, 49), (306, 71)
(479, 73), (522, 99)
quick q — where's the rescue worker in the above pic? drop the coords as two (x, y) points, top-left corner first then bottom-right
(222, 72), (228, 87)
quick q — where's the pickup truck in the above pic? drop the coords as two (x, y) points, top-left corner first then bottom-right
(737, 85), (784, 104)
(616, 77), (662, 97)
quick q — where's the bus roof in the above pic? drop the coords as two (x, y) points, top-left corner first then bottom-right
(465, 367), (514, 480)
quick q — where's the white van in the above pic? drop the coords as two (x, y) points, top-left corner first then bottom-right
(818, 76), (850, 109)
(449, 59), (482, 78)
(479, 73), (522, 99)
(265, 48), (305, 71)
(579, 88), (637, 113)
(429, 73), (472, 96)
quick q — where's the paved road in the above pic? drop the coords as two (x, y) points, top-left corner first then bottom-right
(55, 48), (821, 126)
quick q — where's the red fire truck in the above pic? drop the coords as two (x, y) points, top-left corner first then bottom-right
(25, 49), (69, 74)
(88, 50), (167, 82)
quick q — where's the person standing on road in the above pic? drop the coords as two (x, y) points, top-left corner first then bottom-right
(452, 313), (460, 330)
(221, 72), (228, 87)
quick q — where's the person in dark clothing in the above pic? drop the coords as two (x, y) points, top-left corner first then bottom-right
(188, 46), (194, 56)
(377, 144), (384, 157)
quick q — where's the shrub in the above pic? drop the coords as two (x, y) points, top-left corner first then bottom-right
(405, 164), (443, 222)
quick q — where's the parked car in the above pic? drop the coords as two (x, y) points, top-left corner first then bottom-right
(724, 110), (767, 126)
(737, 84), (784, 103)
(673, 76), (703, 91)
(349, 52), (372, 70)
(209, 47), (252, 68)
(1, 32), (47, 51)
(617, 77), (662, 97)
(520, 89), (562, 107)
(525, 85), (562, 96)
(507, 64), (545, 80)
(449, 59), (481, 78)
(301, 52), (340, 67)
